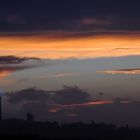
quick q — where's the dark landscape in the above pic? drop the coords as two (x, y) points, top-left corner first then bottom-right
(0, 119), (140, 140)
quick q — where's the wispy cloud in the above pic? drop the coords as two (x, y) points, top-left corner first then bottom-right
(48, 99), (133, 113)
(57, 101), (113, 108)
(47, 101), (114, 113)
(51, 73), (78, 78)
(81, 18), (111, 26)
(40, 73), (79, 79)
(99, 69), (140, 75)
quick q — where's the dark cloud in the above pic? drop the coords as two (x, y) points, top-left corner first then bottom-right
(52, 86), (91, 105)
(5, 86), (93, 120)
(6, 86), (92, 105)
(0, 56), (40, 64)
(0, 0), (139, 33)
(6, 88), (50, 103)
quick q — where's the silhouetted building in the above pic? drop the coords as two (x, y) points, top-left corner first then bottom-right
(27, 113), (34, 122)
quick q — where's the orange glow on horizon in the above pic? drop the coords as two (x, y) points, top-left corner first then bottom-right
(0, 34), (140, 59)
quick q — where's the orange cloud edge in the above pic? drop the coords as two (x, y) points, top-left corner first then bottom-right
(48, 100), (131, 113)
(99, 69), (140, 75)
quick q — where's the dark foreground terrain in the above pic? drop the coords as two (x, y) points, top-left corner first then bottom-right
(0, 119), (140, 140)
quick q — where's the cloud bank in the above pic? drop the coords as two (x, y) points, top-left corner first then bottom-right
(0, 1), (140, 32)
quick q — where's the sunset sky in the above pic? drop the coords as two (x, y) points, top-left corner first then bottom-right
(0, 0), (140, 126)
